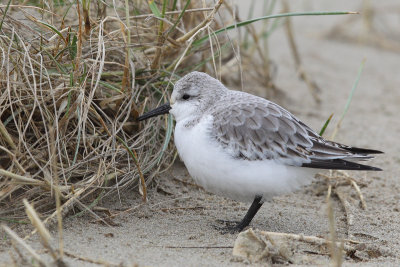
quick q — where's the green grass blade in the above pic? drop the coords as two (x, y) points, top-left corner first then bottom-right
(65, 90), (72, 118)
(161, 0), (168, 17)
(180, 42), (230, 72)
(42, 49), (68, 74)
(148, 0), (162, 18)
(69, 71), (74, 87)
(193, 11), (357, 47)
(54, 46), (69, 60)
(266, 0), (277, 14)
(339, 59), (366, 123)
(116, 136), (138, 163)
(168, 0), (191, 35)
(157, 113), (173, 165)
(243, 0), (255, 48)
(0, 0), (12, 31)
(260, 17), (285, 39)
(93, 80), (122, 94)
(331, 59), (366, 140)
(0, 217), (29, 224)
(72, 107), (81, 166)
(37, 20), (67, 44)
(116, 135), (147, 201)
(69, 33), (78, 60)
(172, 0), (178, 11)
(319, 113), (334, 136)
(62, 2), (73, 21)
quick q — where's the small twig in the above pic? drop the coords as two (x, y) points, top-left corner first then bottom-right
(0, 169), (42, 185)
(150, 196), (191, 209)
(326, 182), (332, 201)
(164, 245), (233, 249)
(234, 229), (357, 263)
(155, 206), (205, 212)
(172, 177), (202, 188)
(0, 120), (17, 150)
(49, 126), (64, 258)
(121, 0), (131, 93)
(319, 171), (368, 210)
(2, 224), (46, 267)
(0, 4), (57, 15)
(91, 203), (144, 223)
(151, 0), (168, 69)
(116, 136), (147, 202)
(176, 0), (224, 43)
(337, 171), (368, 209)
(127, 7), (214, 19)
(326, 191), (343, 267)
(350, 180), (367, 209)
(64, 250), (119, 266)
(72, 198), (114, 227)
(74, 0), (83, 79)
(334, 187), (353, 237)
(259, 230), (357, 250)
(24, 186), (87, 240)
(23, 199), (58, 261)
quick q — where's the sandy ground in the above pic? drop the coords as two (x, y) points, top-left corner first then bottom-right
(1, 1), (400, 266)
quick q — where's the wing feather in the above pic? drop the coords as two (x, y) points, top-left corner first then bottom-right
(210, 92), (381, 170)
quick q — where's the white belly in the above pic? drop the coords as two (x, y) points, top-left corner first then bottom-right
(174, 115), (317, 203)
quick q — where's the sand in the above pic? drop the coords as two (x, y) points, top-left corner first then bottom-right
(1, 1), (399, 266)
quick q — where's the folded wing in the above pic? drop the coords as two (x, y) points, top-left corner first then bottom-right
(211, 96), (382, 171)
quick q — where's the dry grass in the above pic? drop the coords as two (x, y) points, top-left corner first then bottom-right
(0, 1), (240, 264)
(0, 0), (243, 226)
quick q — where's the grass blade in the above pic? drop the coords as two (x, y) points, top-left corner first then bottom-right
(0, 0), (12, 31)
(319, 113), (334, 136)
(42, 49), (68, 74)
(151, 0), (169, 69)
(2, 225), (45, 265)
(330, 59), (366, 140)
(340, 59), (366, 122)
(172, 0), (178, 11)
(148, 0), (162, 18)
(168, 0), (191, 35)
(193, 11), (357, 46)
(87, 79), (122, 94)
(37, 20), (68, 45)
(116, 136), (147, 202)
(157, 113), (174, 164)
(69, 33), (78, 60)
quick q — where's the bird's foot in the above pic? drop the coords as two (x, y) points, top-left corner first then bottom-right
(213, 219), (248, 234)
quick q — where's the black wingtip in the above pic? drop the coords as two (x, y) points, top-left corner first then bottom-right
(302, 159), (383, 171)
(344, 146), (384, 155)
(360, 164), (383, 171)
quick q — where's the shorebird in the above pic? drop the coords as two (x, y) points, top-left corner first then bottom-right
(138, 71), (382, 232)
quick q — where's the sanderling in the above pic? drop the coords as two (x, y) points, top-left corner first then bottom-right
(138, 71), (382, 232)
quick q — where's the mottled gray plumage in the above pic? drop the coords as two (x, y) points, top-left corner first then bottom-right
(173, 72), (382, 171)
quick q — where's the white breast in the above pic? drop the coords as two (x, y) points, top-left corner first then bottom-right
(174, 115), (317, 203)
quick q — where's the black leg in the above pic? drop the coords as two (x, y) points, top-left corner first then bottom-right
(235, 195), (263, 232)
(213, 195), (264, 234)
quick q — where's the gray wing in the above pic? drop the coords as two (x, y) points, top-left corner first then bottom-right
(211, 97), (382, 170)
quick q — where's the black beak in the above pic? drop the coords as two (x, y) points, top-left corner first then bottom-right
(137, 103), (171, 121)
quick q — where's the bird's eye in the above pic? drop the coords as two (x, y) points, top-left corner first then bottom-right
(182, 94), (190, 100)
